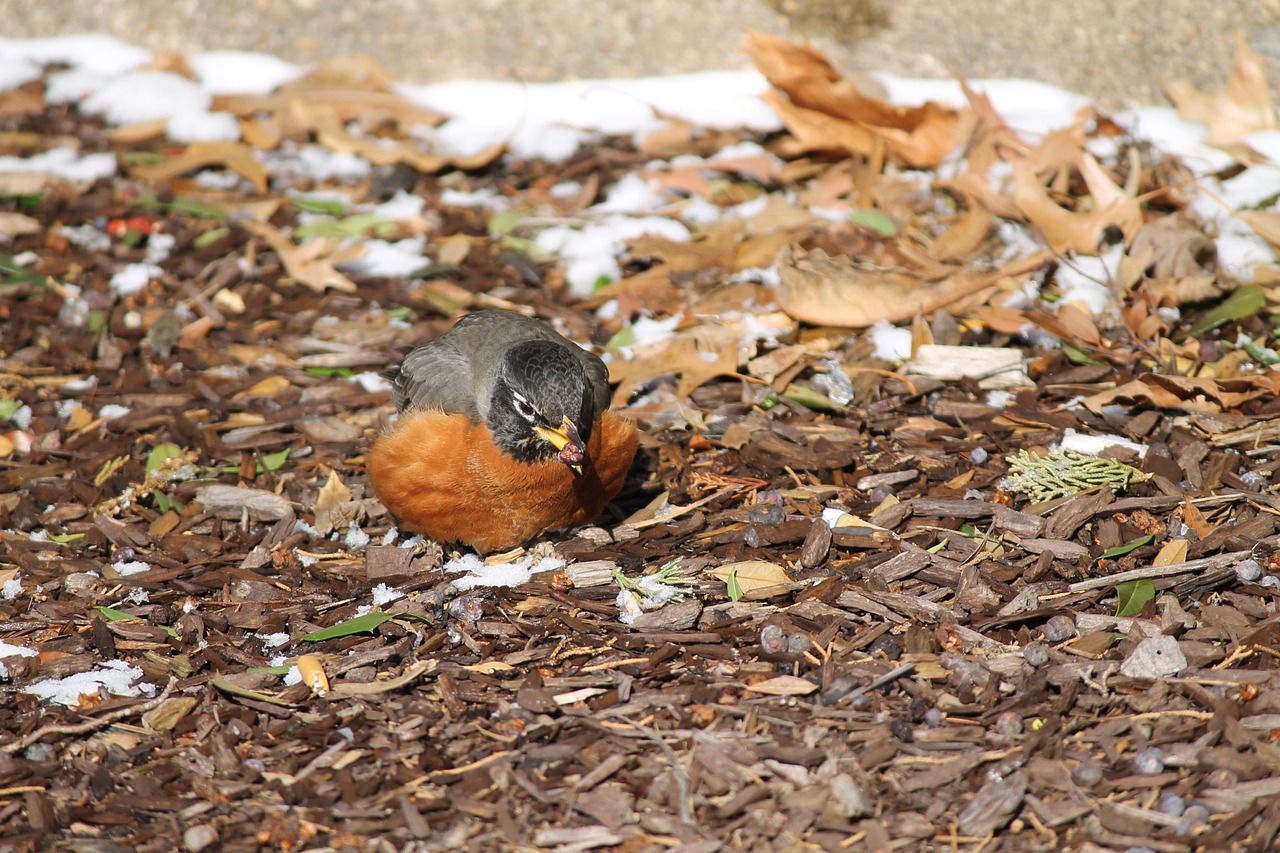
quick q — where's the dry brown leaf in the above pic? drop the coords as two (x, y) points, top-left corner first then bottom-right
(1082, 372), (1280, 415)
(609, 324), (743, 405)
(1165, 36), (1275, 148)
(1010, 152), (1141, 254)
(240, 220), (361, 293)
(132, 141), (268, 193)
(775, 244), (1026, 327)
(930, 206), (995, 262)
(314, 469), (354, 536)
(745, 675), (818, 696)
(1152, 538), (1189, 567)
(233, 376), (292, 399)
(0, 211), (40, 238)
(744, 31), (959, 168)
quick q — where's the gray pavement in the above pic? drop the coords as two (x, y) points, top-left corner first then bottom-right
(4, 0), (1278, 111)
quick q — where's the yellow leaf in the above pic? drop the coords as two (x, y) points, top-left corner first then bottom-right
(745, 675), (817, 696)
(709, 560), (794, 600)
(1152, 539), (1188, 567)
(233, 375), (293, 399)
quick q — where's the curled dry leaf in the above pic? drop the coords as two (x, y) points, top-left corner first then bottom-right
(1010, 151), (1142, 254)
(743, 30), (959, 168)
(131, 141), (269, 193)
(1164, 35), (1275, 149)
(608, 324), (742, 404)
(775, 244), (1032, 328)
(195, 484), (292, 522)
(1082, 372), (1280, 415)
(745, 675), (818, 696)
(314, 468), (355, 536)
(241, 220), (361, 293)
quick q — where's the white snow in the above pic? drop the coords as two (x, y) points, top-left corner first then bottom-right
(111, 560), (151, 576)
(534, 215), (690, 296)
(23, 659), (155, 707)
(868, 321), (914, 362)
(0, 148), (116, 183)
(189, 50), (305, 95)
(110, 263), (162, 296)
(446, 553), (566, 590)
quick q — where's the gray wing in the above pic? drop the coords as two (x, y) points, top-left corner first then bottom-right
(574, 348), (611, 420)
(389, 340), (475, 415)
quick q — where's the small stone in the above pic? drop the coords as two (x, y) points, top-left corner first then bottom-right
(184, 824), (218, 852)
(1072, 762), (1103, 787)
(1022, 641), (1049, 667)
(1235, 559), (1263, 583)
(923, 707), (945, 728)
(1120, 635), (1187, 679)
(1133, 746), (1165, 774)
(1205, 768), (1238, 788)
(993, 711), (1023, 735)
(969, 447), (989, 465)
(1040, 614), (1076, 643)
(1158, 791), (1185, 816)
(760, 623), (786, 654)
(868, 633), (903, 660)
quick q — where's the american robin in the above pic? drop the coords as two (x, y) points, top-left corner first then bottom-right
(366, 309), (638, 553)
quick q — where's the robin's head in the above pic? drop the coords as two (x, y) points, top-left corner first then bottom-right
(486, 340), (594, 470)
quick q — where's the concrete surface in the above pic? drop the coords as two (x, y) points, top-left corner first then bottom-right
(4, 0), (1279, 111)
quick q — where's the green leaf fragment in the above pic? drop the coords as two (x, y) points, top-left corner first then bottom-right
(847, 208), (899, 237)
(0, 399), (19, 420)
(726, 571), (744, 602)
(1097, 534), (1155, 562)
(259, 448), (291, 472)
(302, 612), (397, 641)
(145, 443), (183, 473)
(48, 532), (84, 544)
(1187, 284), (1266, 338)
(1115, 578), (1155, 617)
(288, 195), (349, 216)
(192, 227), (230, 249)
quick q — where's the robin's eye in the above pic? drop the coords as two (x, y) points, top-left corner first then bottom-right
(511, 393), (538, 423)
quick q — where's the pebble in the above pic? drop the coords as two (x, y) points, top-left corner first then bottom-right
(1157, 790), (1185, 816)
(1132, 746), (1165, 774)
(1072, 762), (1103, 787)
(1040, 614), (1076, 643)
(968, 447), (988, 465)
(1022, 641), (1049, 667)
(184, 825), (218, 852)
(1235, 559), (1263, 583)
(993, 711), (1024, 735)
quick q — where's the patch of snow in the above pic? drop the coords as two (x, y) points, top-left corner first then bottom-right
(97, 404), (132, 421)
(1053, 247), (1124, 315)
(0, 148), (116, 183)
(534, 215), (689, 297)
(349, 371), (393, 393)
(23, 659), (155, 707)
(336, 236), (428, 277)
(189, 50), (305, 95)
(446, 553), (565, 590)
(110, 263), (162, 296)
(370, 583), (404, 606)
(257, 632), (290, 649)
(868, 321), (913, 362)
(111, 560), (151, 577)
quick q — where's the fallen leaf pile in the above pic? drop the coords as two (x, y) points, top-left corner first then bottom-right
(2, 30), (1280, 852)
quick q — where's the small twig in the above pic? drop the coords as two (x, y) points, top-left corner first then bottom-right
(1067, 549), (1253, 593)
(2, 677), (178, 755)
(842, 662), (917, 704)
(628, 721), (691, 825)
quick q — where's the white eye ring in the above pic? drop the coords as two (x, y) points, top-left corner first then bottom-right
(511, 392), (537, 422)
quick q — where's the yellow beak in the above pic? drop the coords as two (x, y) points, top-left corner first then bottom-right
(534, 416), (586, 474)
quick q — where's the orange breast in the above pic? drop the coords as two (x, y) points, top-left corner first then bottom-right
(366, 410), (637, 553)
